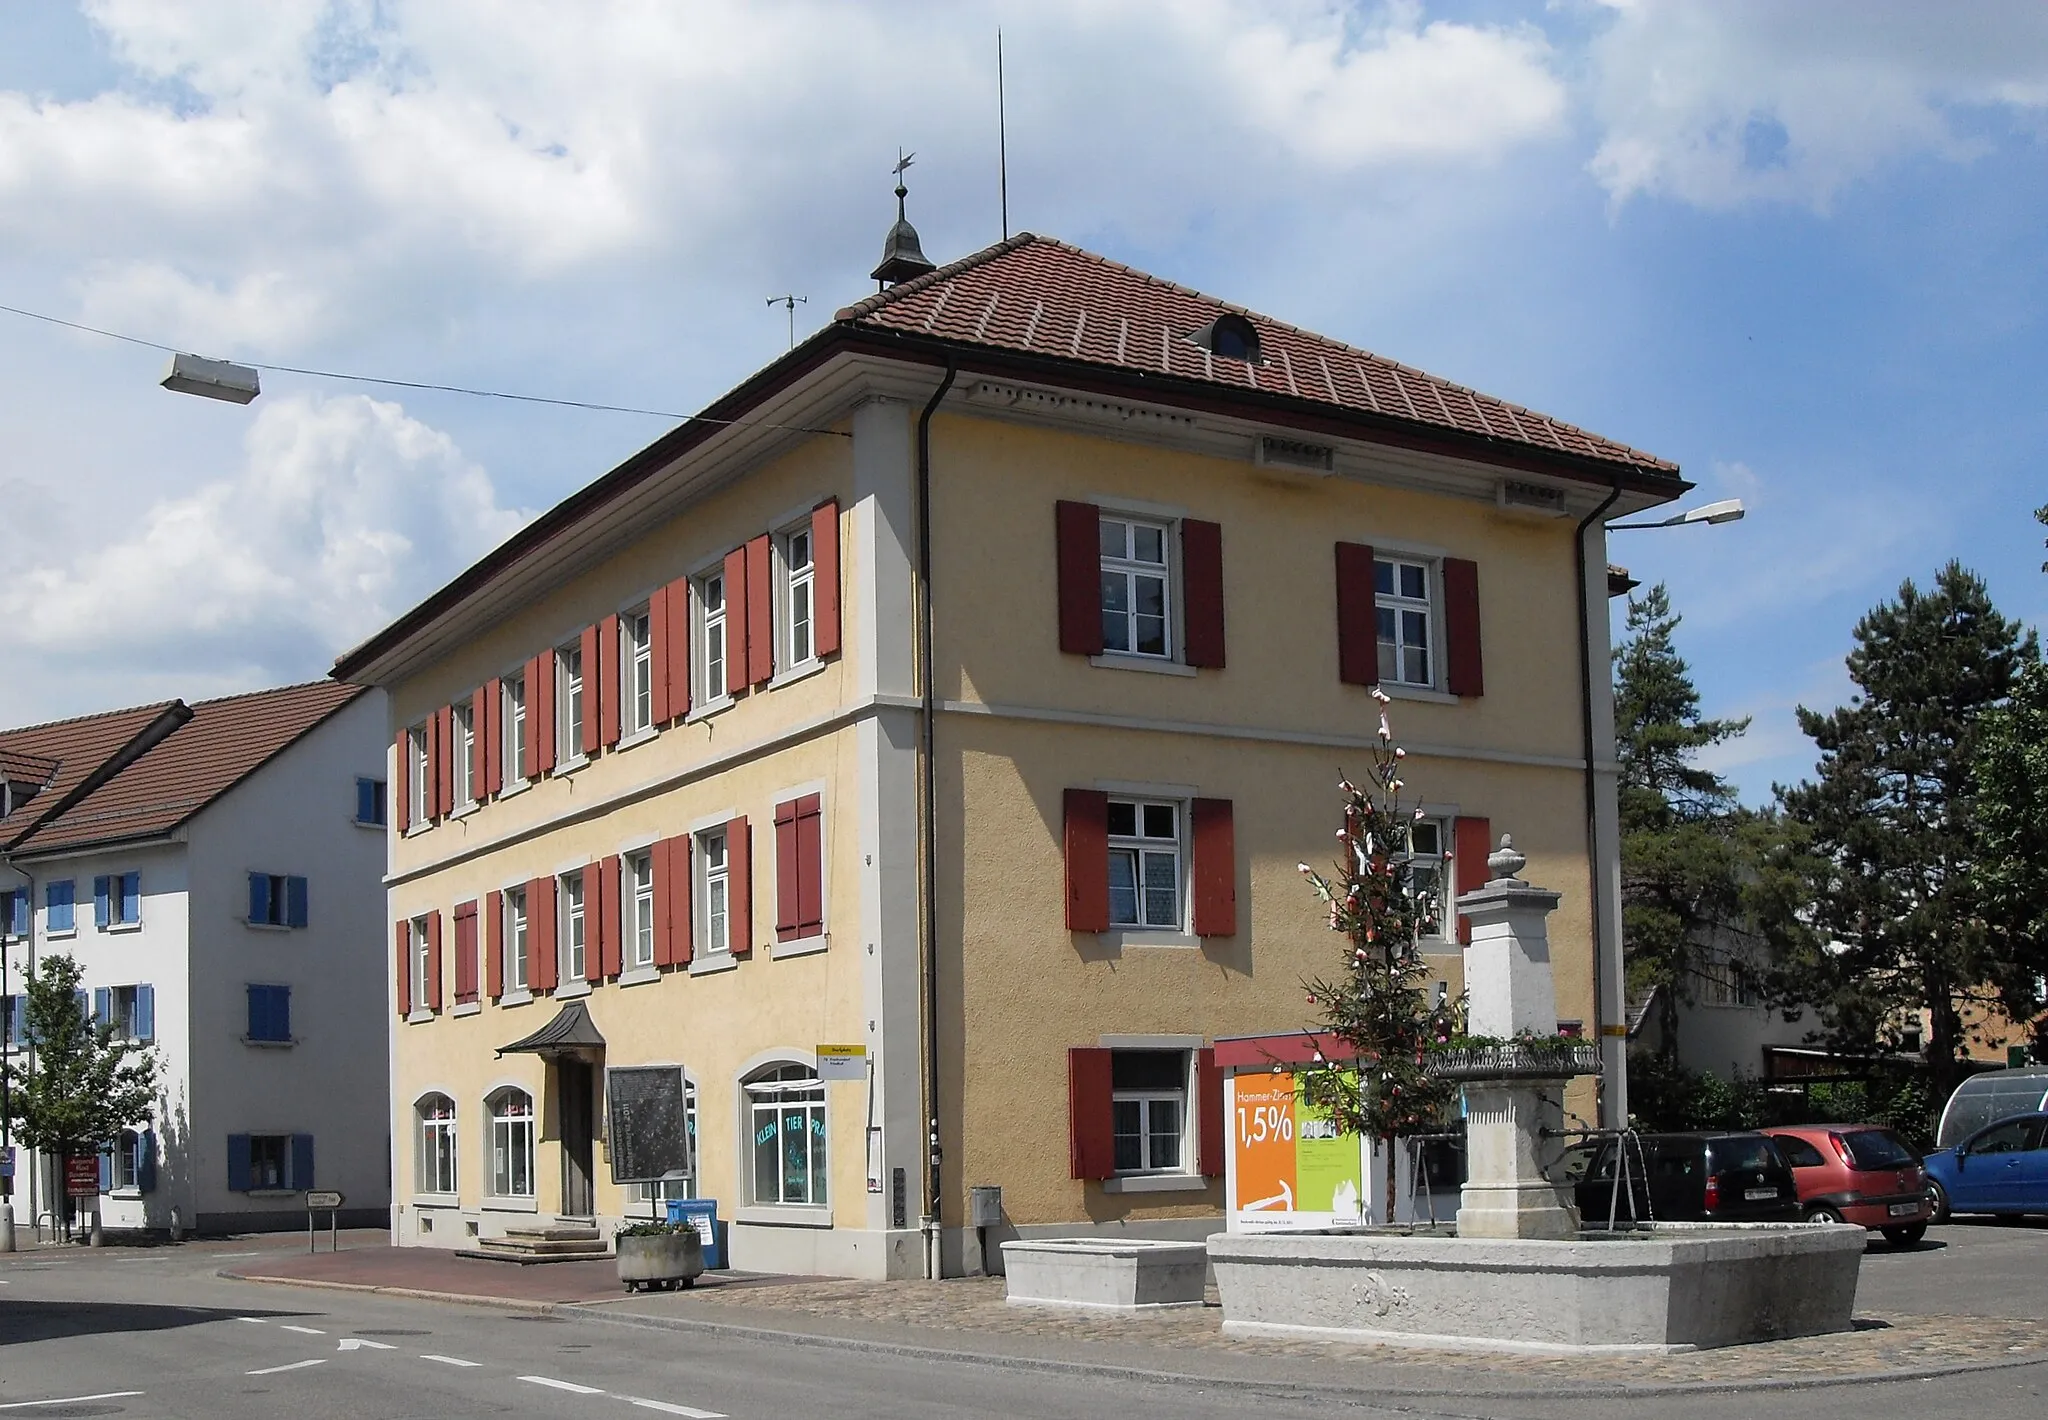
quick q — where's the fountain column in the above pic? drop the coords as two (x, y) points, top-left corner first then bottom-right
(1453, 836), (1582, 1241)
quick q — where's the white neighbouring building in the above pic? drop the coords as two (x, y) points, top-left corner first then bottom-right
(1, 682), (392, 1233)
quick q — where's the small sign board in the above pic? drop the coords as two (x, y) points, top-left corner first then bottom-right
(305, 1190), (344, 1210)
(1, 1146), (15, 1178)
(816, 1044), (866, 1081)
(65, 1155), (99, 1196)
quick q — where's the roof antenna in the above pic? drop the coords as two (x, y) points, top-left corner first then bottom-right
(870, 149), (937, 290)
(997, 29), (1009, 240)
(766, 293), (808, 350)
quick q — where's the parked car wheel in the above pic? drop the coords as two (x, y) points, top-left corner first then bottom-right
(1881, 1222), (1927, 1246)
(1925, 1178), (1950, 1223)
(1804, 1204), (1846, 1226)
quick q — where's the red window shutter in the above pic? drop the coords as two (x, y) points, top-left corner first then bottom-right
(1068, 1047), (1115, 1180)
(425, 910), (443, 1011)
(1055, 500), (1104, 656)
(436, 706), (454, 816)
(470, 685), (489, 799)
(1190, 797), (1237, 937)
(1181, 518), (1226, 669)
(1335, 542), (1379, 686)
(650, 584), (672, 726)
(528, 876), (558, 991)
(482, 679), (502, 797)
(774, 798), (801, 941)
(486, 890), (504, 998)
(1063, 788), (1110, 932)
(812, 499), (842, 659)
(395, 920), (411, 1016)
(579, 623), (602, 756)
(1197, 1047), (1225, 1178)
(651, 837), (672, 967)
(528, 652), (554, 775)
(670, 834), (695, 965)
(453, 902), (478, 1004)
(723, 546), (750, 697)
(598, 613), (622, 748)
(745, 533), (774, 686)
(1454, 815), (1492, 946)
(599, 855), (622, 978)
(393, 730), (410, 834)
(796, 793), (824, 936)
(727, 816), (752, 956)
(667, 577), (692, 720)
(1444, 557), (1484, 698)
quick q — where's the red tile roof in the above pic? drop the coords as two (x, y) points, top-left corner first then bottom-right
(0, 681), (363, 856)
(838, 234), (1677, 474)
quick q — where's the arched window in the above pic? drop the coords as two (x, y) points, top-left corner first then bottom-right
(744, 1063), (826, 1206)
(416, 1094), (457, 1196)
(487, 1087), (535, 1199)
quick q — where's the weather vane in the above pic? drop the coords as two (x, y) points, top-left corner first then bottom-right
(766, 294), (808, 350)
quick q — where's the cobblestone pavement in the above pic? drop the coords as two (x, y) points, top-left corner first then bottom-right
(607, 1274), (2048, 1388)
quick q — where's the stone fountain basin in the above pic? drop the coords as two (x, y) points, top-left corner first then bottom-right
(1208, 1222), (1866, 1354)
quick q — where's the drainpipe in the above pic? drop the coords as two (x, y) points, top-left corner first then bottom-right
(1574, 475), (1623, 1130)
(915, 359), (957, 1280)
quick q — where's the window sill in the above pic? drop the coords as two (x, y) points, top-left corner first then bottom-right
(615, 726), (658, 753)
(734, 1203), (833, 1229)
(406, 1007), (437, 1024)
(499, 989), (534, 1008)
(244, 920), (293, 933)
(403, 824), (431, 839)
(413, 1193), (459, 1209)
(246, 1189), (300, 1199)
(451, 1001), (481, 1018)
(688, 953), (737, 977)
(555, 979), (592, 1000)
(242, 1035), (297, 1048)
(1101, 1173), (1210, 1195)
(109, 1187), (143, 1200)
(554, 754), (591, 777)
(104, 921), (143, 935)
(497, 778), (532, 800)
(1089, 653), (1197, 678)
(451, 801), (480, 821)
(352, 818), (386, 832)
(44, 928), (77, 941)
(1095, 928), (1199, 950)
(618, 965), (660, 988)
(767, 659), (826, 692)
(481, 1196), (539, 1213)
(685, 695), (735, 725)
(1378, 683), (1458, 706)
(772, 933), (829, 960)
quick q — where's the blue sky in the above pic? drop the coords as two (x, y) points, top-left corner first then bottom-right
(1, 1), (2043, 805)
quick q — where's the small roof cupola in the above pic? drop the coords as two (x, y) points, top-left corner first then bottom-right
(871, 150), (937, 289)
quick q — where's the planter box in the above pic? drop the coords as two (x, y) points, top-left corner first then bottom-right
(616, 1230), (704, 1292)
(1002, 1238), (1207, 1310)
(1209, 1222), (1865, 1354)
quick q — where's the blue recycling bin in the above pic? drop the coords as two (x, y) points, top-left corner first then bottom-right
(666, 1198), (725, 1270)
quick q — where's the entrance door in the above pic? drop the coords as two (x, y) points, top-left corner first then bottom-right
(559, 1058), (596, 1218)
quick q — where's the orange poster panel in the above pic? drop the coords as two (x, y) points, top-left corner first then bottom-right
(1231, 1072), (1298, 1215)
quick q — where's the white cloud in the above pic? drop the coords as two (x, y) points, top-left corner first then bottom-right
(1586, 0), (2048, 209)
(0, 393), (528, 682)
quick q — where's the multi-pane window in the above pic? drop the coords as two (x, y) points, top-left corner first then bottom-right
(416, 1094), (458, 1195)
(1407, 818), (1449, 941)
(96, 871), (141, 928)
(1375, 558), (1433, 687)
(247, 873), (308, 928)
(502, 673), (528, 782)
(624, 608), (653, 735)
(113, 1127), (145, 1191)
(560, 871), (586, 981)
(1107, 799), (1181, 929)
(1111, 1049), (1187, 1174)
(487, 1088), (535, 1198)
(556, 643), (584, 762)
(411, 915), (433, 1010)
(248, 1135), (291, 1190)
(107, 984), (149, 1041)
(627, 850), (656, 969)
(635, 1080), (698, 1210)
(407, 724), (429, 824)
(698, 828), (729, 956)
(1100, 516), (1171, 658)
(697, 573), (727, 702)
(2, 890), (26, 939)
(781, 525), (816, 667)
(451, 702), (475, 806)
(354, 777), (387, 827)
(746, 1063), (827, 1206)
(504, 887), (529, 992)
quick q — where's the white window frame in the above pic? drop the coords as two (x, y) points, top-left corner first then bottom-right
(697, 828), (730, 958)
(504, 886), (530, 993)
(627, 849), (656, 969)
(112, 1126), (144, 1192)
(1099, 514), (1174, 660)
(1375, 555), (1437, 689)
(631, 1077), (698, 1215)
(622, 606), (654, 737)
(1110, 1049), (1191, 1176)
(407, 724), (429, 826)
(559, 870), (586, 983)
(109, 984), (141, 1042)
(695, 571), (729, 709)
(777, 521), (818, 670)
(416, 1093), (458, 1197)
(555, 642), (584, 763)
(502, 672), (528, 784)
(486, 1088), (535, 1199)
(1107, 798), (1184, 931)
(411, 915), (432, 1009)
(744, 1063), (827, 1208)
(1407, 816), (1452, 946)
(451, 701), (475, 808)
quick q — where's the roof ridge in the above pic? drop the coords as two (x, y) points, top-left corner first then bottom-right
(0, 698), (181, 739)
(833, 232), (1040, 323)
(187, 680), (359, 711)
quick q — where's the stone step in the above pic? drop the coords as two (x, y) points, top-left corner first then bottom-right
(475, 1235), (608, 1257)
(499, 1222), (602, 1243)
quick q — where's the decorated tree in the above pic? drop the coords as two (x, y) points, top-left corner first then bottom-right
(1298, 688), (1461, 1224)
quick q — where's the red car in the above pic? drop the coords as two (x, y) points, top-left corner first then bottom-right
(1761, 1124), (1931, 1245)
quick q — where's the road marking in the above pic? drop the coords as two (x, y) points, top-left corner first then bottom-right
(238, 1317), (269, 1324)
(337, 1337), (396, 1351)
(246, 1359), (327, 1376)
(627, 1399), (727, 1418)
(278, 1325), (327, 1335)
(214, 1251), (262, 1258)
(421, 1354), (482, 1368)
(0, 1394), (145, 1411)
(519, 1376), (605, 1395)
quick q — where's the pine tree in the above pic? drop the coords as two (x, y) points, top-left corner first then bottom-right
(2, 954), (161, 1167)
(1775, 562), (2039, 1105)
(1298, 690), (1460, 1224)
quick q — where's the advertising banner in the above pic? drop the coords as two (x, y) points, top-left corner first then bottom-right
(1227, 1069), (1367, 1231)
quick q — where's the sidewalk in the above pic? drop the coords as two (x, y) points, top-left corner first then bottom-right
(221, 1247), (2048, 1397)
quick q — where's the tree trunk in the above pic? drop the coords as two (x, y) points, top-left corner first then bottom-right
(1384, 1134), (1397, 1225)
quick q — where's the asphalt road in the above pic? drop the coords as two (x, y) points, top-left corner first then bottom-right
(1, 1224), (2044, 1420)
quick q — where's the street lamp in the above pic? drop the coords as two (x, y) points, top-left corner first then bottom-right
(160, 352), (260, 404)
(1609, 498), (1745, 531)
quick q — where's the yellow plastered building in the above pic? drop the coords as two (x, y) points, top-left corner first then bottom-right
(335, 234), (1686, 1277)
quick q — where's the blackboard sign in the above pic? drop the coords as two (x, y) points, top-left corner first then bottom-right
(607, 1065), (692, 1184)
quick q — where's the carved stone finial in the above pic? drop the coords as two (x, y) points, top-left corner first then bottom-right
(1487, 833), (1526, 883)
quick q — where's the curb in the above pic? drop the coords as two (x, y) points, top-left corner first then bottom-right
(217, 1268), (2048, 1401)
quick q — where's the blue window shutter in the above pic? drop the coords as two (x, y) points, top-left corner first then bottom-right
(290, 1134), (315, 1190)
(356, 777), (375, 824)
(73, 989), (88, 1025)
(93, 987), (111, 1028)
(227, 1134), (252, 1192)
(138, 1130), (158, 1192)
(286, 877), (308, 930)
(122, 873), (140, 923)
(98, 1148), (113, 1194)
(277, 986), (291, 1040)
(245, 984), (262, 1038)
(48, 881), (74, 933)
(93, 876), (111, 928)
(248, 873), (269, 924)
(135, 984), (155, 1042)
